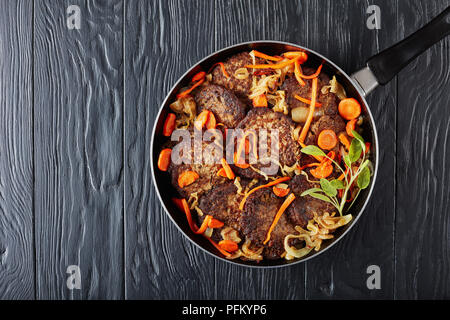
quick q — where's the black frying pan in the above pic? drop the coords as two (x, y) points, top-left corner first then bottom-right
(151, 6), (450, 268)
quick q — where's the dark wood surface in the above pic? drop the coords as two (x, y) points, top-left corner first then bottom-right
(0, 0), (449, 300)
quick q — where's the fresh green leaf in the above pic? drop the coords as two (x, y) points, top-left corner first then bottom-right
(343, 154), (351, 168)
(357, 165), (371, 189)
(349, 138), (362, 163)
(320, 178), (337, 197)
(308, 192), (333, 204)
(300, 188), (323, 197)
(330, 179), (345, 190)
(351, 130), (366, 152)
(301, 145), (326, 157)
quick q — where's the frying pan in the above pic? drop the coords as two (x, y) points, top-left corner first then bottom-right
(151, 6), (450, 268)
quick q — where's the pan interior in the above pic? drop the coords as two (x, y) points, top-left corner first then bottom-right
(151, 41), (378, 267)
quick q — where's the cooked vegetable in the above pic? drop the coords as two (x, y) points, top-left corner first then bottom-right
(294, 59), (306, 86)
(239, 177), (290, 210)
(318, 129), (338, 150)
(195, 215), (213, 234)
(234, 67), (249, 79)
(221, 158), (235, 179)
(208, 62), (230, 78)
(282, 51), (308, 63)
(217, 168), (228, 178)
(218, 240), (239, 252)
(234, 152), (250, 169)
(338, 133), (351, 150)
(194, 110), (216, 130)
(207, 237), (232, 257)
(208, 218), (224, 229)
(192, 71), (206, 82)
(291, 106), (309, 123)
(177, 78), (205, 99)
(173, 198), (197, 232)
(273, 184), (290, 197)
(338, 98), (361, 120)
(251, 50), (283, 62)
(294, 94), (323, 107)
(163, 113), (177, 136)
(252, 94), (268, 107)
(346, 119), (357, 137)
(297, 63), (323, 79)
(263, 193), (296, 244)
(299, 77), (318, 143)
(245, 57), (299, 69)
(321, 75), (347, 100)
(157, 148), (172, 172)
(310, 162), (333, 179)
(178, 171), (199, 188)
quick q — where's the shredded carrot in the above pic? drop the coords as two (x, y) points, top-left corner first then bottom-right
(251, 50), (283, 62)
(297, 63), (323, 79)
(346, 119), (357, 137)
(298, 162), (321, 171)
(338, 98), (361, 120)
(163, 113), (176, 136)
(218, 240), (239, 252)
(217, 167), (228, 178)
(299, 77), (318, 143)
(191, 71), (206, 82)
(263, 193), (296, 244)
(206, 112), (216, 129)
(338, 133), (351, 150)
(208, 218), (224, 229)
(234, 152), (250, 169)
(194, 215), (212, 234)
(294, 94), (322, 107)
(294, 59), (306, 86)
(178, 171), (199, 188)
(221, 158), (235, 179)
(318, 129), (338, 150)
(245, 57), (299, 69)
(283, 51), (308, 63)
(177, 78), (205, 99)
(206, 237), (232, 257)
(273, 186), (290, 197)
(157, 148), (172, 171)
(252, 94), (268, 107)
(239, 177), (291, 210)
(208, 62), (230, 78)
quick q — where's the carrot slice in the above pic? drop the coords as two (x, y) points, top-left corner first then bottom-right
(245, 57), (299, 69)
(157, 148), (172, 171)
(218, 240), (239, 252)
(273, 186), (290, 197)
(251, 50), (283, 62)
(294, 94), (322, 107)
(252, 94), (268, 107)
(194, 110), (210, 130)
(239, 177), (291, 210)
(338, 133), (351, 150)
(192, 71), (206, 82)
(263, 193), (296, 244)
(206, 112), (216, 129)
(299, 77), (318, 143)
(318, 129), (338, 150)
(208, 218), (224, 229)
(206, 237), (232, 257)
(178, 171), (199, 188)
(217, 168), (228, 178)
(194, 215), (212, 234)
(208, 62), (230, 78)
(338, 98), (361, 120)
(283, 51), (308, 63)
(173, 198), (198, 232)
(310, 163), (333, 179)
(297, 63), (323, 79)
(163, 113), (176, 136)
(294, 59), (306, 86)
(221, 158), (235, 179)
(234, 152), (250, 169)
(177, 78), (205, 99)
(346, 119), (357, 137)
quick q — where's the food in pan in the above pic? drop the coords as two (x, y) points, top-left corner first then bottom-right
(157, 50), (372, 261)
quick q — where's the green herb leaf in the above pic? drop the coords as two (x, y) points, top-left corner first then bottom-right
(349, 138), (363, 163)
(300, 188), (323, 197)
(357, 165), (371, 189)
(330, 179), (345, 190)
(301, 145), (326, 157)
(351, 130), (366, 153)
(308, 192), (333, 204)
(320, 178), (337, 197)
(343, 154), (351, 168)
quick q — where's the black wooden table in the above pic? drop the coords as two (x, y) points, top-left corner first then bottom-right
(1, 0), (449, 300)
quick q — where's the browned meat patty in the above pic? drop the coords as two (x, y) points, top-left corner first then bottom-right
(211, 52), (264, 102)
(286, 174), (335, 228)
(281, 68), (339, 116)
(240, 188), (297, 259)
(168, 130), (226, 198)
(194, 83), (246, 128)
(233, 108), (302, 179)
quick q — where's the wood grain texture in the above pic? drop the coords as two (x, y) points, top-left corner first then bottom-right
(396, 0), (450, 299)
(34, 0), (124, 299)
(0, 0), (35, 300)
(124, 0), (217, 299)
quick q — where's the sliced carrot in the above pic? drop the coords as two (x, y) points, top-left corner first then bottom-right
(299, 77), (318, 143)
(206, 237), (232, 257)
(194, 110), (210, 130)
(217, 167), (228, 178)
(310, 162), (333, 179)
(318, 129), (338, 150)
(346, 119), (357, 137)
(173, 198), (198, 232)
(252, 94), (268, 107)
(157, 148), (172, 171)
(194, 215), (212, 234)
(206, 112), (216, 129)
(294, 94), (322, 107)
(365, 142), (371, 154)
(297, 63), (323, 79)
(178, 171), (199, 188)
(263, 193), (296, 244)
(251, 50), (283, 62)
(208, 62), (230, 78)
(221, 158), (235, 179)
(218, 240), (239, 252)
(338, 133), (351, 150)
(239, 177), (291, 210)
(283, 51), (308, 63)
(163, 113), (176, 136)
(208, 218), (224, 229)
(298, 162), (321, 171)
(338, 98), (361, 120)
(294, 59), (306, 86)
(245, 57), (299, 69)
(191, 71), (206, 82)
(234, 152), (250, 169)
(177, 78), (205, 99)
(273, 186), (290, 197)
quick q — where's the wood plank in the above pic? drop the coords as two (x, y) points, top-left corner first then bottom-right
(396, 0), (450, 299)
(34, 0), (124, 299)
(303, 0), (397, 299)
(213, 0), (309, 300)
(124, 0), (217, 299)
(0, 0), (35, 300)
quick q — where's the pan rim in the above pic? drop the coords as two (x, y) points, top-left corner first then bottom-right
(150, 40), (380, 269)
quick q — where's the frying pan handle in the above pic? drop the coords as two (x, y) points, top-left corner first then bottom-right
(368, 5), (450, 85)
